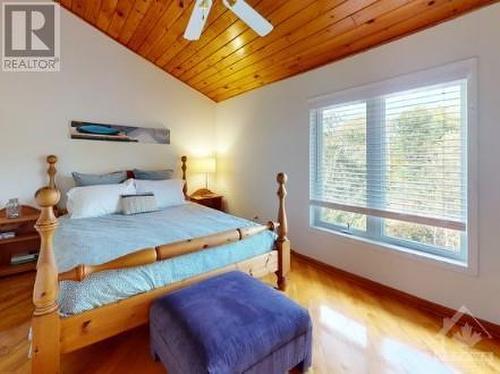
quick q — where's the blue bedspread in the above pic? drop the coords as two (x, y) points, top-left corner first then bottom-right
(54, 203), (276, 315)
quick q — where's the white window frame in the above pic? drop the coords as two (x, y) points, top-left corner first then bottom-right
(308, 59), (478, 274)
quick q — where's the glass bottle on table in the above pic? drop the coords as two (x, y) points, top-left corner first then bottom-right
(5, 198), (21, 219)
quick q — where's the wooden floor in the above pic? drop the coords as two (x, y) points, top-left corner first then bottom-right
(1, 256), (500, 373)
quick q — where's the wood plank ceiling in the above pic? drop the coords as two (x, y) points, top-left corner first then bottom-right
(59, 0), (496, 102)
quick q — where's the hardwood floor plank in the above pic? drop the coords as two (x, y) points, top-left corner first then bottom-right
(1, 257), (499, 373)
(0, 272), (34, 332)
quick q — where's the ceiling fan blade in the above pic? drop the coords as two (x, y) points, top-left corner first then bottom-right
(222, 0), (273, 37)
(184, 0), (213, 41)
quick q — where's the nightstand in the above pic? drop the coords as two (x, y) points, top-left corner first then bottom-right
(190, 193), (224, 211)
(0, 205), (40, 277)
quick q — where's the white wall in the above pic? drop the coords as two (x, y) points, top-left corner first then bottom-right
(0, 3), (215, 206)
(215, 5), (500, 324)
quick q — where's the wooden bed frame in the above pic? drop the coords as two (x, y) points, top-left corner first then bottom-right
(31, 155), (290, 373)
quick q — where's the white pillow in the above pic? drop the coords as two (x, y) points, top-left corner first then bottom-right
(134, 179), (186, 209)
(67, 179), (136, 219)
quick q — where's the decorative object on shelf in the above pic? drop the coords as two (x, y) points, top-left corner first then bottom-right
(0, 205), (40, 277)
(11, 252), (38, 265)
(69, 121), (170, 144)
(0, 232), (16, 240)
(191, 157), (216, 197)
(5, 198), (21, 219)
(184, 0), (273, 41)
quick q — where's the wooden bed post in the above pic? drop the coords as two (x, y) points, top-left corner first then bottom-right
(181, 155), (188, 199)
(276, 172), (290, 291)
(32, 155), (61, 374)
(47, 154), (57, 189)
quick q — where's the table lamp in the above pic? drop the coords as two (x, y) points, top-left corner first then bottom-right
(191, 157), (216, 196)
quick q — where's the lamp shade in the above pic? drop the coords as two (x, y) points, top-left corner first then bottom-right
(191, 157), (216, 174)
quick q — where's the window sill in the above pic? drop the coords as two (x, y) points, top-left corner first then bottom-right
(310, 225), (477, 276)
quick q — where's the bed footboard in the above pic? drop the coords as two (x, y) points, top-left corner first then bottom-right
(59, 251), (278, 353)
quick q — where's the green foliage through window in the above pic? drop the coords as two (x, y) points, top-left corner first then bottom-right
(311, 80), (467, 261)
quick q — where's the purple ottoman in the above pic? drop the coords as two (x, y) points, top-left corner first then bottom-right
(150, 271), (312, 374)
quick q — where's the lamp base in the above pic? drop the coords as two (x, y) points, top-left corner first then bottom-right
(191, 188), (216, 197)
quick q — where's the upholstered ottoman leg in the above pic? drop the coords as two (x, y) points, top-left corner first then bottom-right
(300, 323), (313, 371)
(151, 351), (159, 362)
(149, 328), (159, 362)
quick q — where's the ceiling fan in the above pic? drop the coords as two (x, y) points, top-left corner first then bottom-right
(184, 0), (273, 41)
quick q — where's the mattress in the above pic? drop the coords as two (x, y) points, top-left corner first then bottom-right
(54, 203), (276, 315)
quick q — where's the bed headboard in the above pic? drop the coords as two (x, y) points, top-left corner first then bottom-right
(42, 155), (189, 211)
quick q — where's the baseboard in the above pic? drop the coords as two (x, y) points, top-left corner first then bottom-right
(292, 250), (500, 340)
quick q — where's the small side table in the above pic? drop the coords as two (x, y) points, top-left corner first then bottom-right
(189, 193), (224, 212)
(0, 205), (40, 277)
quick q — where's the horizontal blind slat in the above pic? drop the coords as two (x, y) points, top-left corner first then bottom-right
(311, 79), (467, 227)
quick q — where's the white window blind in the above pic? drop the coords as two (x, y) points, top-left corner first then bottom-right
(310, 79), (469, 260)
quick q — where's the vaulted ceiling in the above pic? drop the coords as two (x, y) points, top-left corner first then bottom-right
(60, 0), (495, 102)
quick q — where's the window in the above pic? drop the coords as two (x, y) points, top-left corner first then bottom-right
(310, 66), (474, 265)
